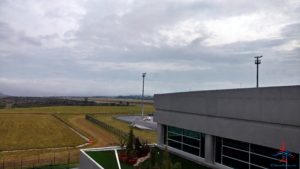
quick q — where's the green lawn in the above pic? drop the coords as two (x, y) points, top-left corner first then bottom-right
(0, 114), (86, 150)
(86, 150), (120, 169)
(0, 105), (155, 168)
(86, 150), (134, 169)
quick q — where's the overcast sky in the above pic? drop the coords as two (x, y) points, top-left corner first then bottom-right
(0, 0), (299, 96)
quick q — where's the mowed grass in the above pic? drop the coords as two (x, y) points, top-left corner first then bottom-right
(0, 114), (86, 150)
(87, 151), (119, 169)
(0, 105), (155, 150)
(93, 114), (157, 143)
(0, 105), (155, 114)
(57, 114), (120, 147)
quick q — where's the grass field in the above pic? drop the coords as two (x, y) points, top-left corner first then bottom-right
(0, 114), (85, 150)
(0, 105), (156, 168)
(0, 105), (155, 114)
(57, 114), (120, 147)
(0, 105), (155, 151)
(93, 114), (157, 143)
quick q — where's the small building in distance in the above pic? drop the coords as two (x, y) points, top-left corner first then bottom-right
(154, 85), (300, 169)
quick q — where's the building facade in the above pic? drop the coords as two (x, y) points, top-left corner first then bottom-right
(154, 86), (300, 169)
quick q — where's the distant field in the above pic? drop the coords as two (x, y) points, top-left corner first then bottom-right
(88, 97), (153, 105)
(0, 114), (85, 150)
(0, 105), (155, 114)
(0, 105), (156, 167)
(93, 114), (157, 143)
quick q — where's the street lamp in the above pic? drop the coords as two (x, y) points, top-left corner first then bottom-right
(141, 73), (146, 117)
(254, 56), (263, 88)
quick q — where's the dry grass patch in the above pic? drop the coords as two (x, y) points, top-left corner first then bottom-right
(58, 114), (119, 147)
(0, 114), (85, 150)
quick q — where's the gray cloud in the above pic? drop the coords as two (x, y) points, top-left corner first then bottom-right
(0, 0), (299, 96)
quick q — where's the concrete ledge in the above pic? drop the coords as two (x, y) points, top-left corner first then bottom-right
(154, 85), (300, 126)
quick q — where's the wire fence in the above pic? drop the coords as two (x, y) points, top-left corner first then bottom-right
(86, 114), (128, 139)
(0, 150), (79, 169)
(85, 114), (148, 144)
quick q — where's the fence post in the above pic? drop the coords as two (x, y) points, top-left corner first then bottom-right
(67, 151), (70, 169)
(38, 154), (40, 166)
(53, 152), (55, 165)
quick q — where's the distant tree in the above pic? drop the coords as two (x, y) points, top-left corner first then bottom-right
(84, 97), (88, 104)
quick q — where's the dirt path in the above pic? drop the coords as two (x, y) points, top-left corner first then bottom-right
(67, 115), (119, 147)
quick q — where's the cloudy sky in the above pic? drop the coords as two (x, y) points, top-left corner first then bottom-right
(0, 0), (299, 96)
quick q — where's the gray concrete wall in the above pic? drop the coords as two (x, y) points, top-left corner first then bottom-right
(154, 86), (300, 153)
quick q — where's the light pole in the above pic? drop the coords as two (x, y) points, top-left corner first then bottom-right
(141, 73), (146, 117)
(254, 56), (263, 88)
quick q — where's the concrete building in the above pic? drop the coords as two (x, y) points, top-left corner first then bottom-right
(154, 85), (300, 169)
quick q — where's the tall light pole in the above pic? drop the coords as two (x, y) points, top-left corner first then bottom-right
(254, 56), (263, 88)
(141, 73), (146, 117)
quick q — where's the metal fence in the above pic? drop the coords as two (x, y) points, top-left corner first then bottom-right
(85, 114), (149, 144)
(0, 150), (79, 169)
(85, 114), (128, 139)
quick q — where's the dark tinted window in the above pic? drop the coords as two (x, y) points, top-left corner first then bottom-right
(168, 132), (182, 142)
(183, 129), (200, 139)
(288, 153), (299, 169)
(223, 138), (249, 151)
(215, 137), (221, 163)
(251, 144), (281, 159)
(250, 165), (265, 169)
(168, 140), (181, 150)
(165, 125), (205, 158)
(168, 126), (182, 134)
(183, 136), (199, 147)
(200, 134), (205, 158)
(251, 154), (284, 169)
(215, 136), (300, 169)
(223, 146), (249, 162)
(183, 144), (199, 156)
(223, 156), (249, 169)
(163, 125), (167, 144)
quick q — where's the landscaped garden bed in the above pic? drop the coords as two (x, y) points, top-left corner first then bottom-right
(83, 128), (210, 169)
(84, 146), (210, 169)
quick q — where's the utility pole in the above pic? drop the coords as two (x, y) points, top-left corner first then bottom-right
(141, 73), (146, 117)
(254, 56), (263, 88)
